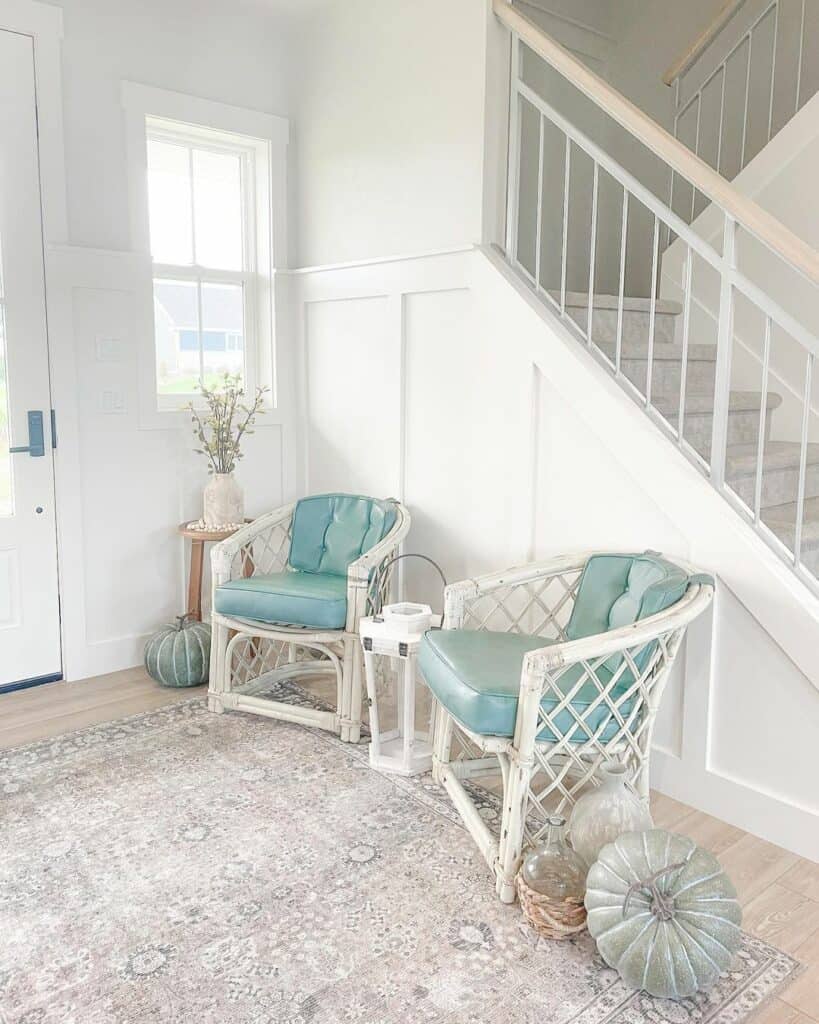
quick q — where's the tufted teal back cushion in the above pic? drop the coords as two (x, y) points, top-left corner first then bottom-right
(566, 553), (690, 673)
(288, 494), (397, 577)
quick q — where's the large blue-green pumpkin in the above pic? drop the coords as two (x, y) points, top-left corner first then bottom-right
(585, 829), (742, 1000)
(144, 616), (211, 687)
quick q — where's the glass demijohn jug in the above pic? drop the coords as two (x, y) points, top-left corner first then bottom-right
(518, 816), (588, 939)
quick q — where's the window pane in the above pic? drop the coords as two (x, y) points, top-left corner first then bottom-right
(201, 282), (244, 388)
(0, 302), (12, 517)
(153, 279), (199, 394)
(147, 139), (193, 265)
(193, 149), (243, 271)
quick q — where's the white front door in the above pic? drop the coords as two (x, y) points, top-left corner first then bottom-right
(0, 29), (61, 689)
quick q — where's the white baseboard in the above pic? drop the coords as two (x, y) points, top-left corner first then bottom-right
(653, 749), (819, 862)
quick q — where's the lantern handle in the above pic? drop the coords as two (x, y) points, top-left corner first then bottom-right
(370, 553), (448, 626)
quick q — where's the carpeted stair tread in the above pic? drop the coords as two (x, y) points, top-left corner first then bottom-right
(654, 390), (783, 416)
(558, 290), (684, 316)
(726, 441), (819, 477)
(595, 339), (718, 361)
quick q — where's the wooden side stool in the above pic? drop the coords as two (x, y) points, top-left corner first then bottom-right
(178, 520), (253, 621)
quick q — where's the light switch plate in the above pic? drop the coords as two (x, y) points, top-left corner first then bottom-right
(95, 336), (123, 362)
(100, 390), (126, 414)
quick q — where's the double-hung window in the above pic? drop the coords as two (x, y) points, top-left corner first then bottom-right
(122, 83), (287, 424)
(146, 117), (267, 408)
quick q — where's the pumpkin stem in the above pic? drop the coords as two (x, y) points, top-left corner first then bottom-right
(176, 613), (195, 630)
(622, 860), (688, 919)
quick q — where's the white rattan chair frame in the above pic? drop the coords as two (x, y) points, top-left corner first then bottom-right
(429, 552), (714, 902)
(208, 500), (411, 743)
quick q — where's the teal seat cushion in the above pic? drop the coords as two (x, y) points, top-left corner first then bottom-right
(214, 571), (348, 629)
(419, 553), (700, 742)
(288, 494), (397, 577)
(419, 629), (633, 742)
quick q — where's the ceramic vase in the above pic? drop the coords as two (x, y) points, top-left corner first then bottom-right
(203, 472), (244, 527)
(569, 760), (653, 868)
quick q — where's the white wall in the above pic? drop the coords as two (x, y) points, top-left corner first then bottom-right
(289, 0), (487, 268)
(58, 0), (294, 251)
(292, 245), (819, 862)
(605, 0), (722, 134)
(32, 0), (300, 679)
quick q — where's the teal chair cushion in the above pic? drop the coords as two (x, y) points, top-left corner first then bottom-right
(566, 553), (689, 673)
(419, 553), (699, 742)
(214, 571), (348, 629)
(418, 630), (631, 742)
(288, 494), (397, 577)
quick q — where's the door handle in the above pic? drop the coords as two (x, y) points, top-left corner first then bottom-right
(9, 410), (45, 457)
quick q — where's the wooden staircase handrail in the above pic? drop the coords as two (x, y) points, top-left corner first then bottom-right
(662, 0), (748, 86)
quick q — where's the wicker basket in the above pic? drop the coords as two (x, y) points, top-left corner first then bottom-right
(516, 872), (588, 940)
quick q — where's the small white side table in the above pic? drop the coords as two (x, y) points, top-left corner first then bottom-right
(360, 607), (441, 776)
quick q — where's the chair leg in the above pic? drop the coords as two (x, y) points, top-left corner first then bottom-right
(634, 752), (650, 805)
(346, 645), (363, 744)
(432, 707), (454, 785)
(495, 754), (532, 903)
(338, 638), (355, 743)
(207, 619), (229, 714)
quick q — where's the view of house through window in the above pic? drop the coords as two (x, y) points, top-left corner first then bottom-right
(147, 119), (258, 402)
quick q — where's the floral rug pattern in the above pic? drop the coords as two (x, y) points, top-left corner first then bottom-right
(0, 697), (798, 1023)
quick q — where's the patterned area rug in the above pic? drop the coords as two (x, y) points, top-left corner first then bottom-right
(0, 697), (798, 1024)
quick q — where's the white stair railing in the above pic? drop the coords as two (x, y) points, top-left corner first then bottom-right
(665, 0), (812, 193)
(496, 0), (819, 595)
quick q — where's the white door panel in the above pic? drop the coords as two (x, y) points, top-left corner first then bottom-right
(0, 29), (61, 687)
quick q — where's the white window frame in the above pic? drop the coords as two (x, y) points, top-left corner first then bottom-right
(122, 82), (288, 429)
(148, 118), (260, 410)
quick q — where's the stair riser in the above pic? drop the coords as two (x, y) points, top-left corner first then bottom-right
(619, 357), (716, 396)
(567, 307), (678, 346)
(662, 407), (773, 459)
(729, 463), (819, 510)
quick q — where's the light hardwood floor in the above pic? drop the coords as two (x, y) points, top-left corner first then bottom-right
(2, 669), (817, 1021)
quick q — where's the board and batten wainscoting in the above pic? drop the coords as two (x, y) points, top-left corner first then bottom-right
(285, 244), (819, 865)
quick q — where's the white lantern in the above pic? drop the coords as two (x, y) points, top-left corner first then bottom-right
(360, 603), (440, 775)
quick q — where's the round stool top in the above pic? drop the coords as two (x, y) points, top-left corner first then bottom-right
(177, 518), (253, 542)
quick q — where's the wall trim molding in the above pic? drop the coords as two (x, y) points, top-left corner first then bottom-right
(654, 748), (819, 862)
(220, 242), (819, 863)
(280, 246), (476, 278)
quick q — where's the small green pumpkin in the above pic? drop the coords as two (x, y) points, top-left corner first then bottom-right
(585, 829), (742, 1000)
(144, 615), (211, 688)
